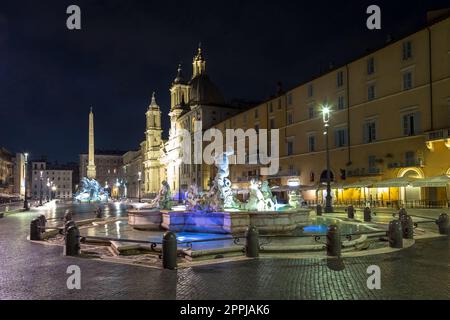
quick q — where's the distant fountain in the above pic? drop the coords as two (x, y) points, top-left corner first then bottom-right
(74, 177), (109, 202)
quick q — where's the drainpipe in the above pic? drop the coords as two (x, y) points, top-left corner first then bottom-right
(345, 64), (351, 165)
(427, 27), (434, 131)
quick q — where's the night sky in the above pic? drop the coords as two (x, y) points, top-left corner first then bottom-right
(1, 0), (448, 163)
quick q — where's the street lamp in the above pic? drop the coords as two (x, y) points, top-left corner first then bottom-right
(138, 171), (142, 203)
(39, 171), (43, 206)
(23, 152), (29, 210)
(322, 104), (333, 213)
(52, 185), (57, 200)
(115, 179), (120, 201)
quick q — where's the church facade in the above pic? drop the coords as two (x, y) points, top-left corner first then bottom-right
(157, 46), (242, 199)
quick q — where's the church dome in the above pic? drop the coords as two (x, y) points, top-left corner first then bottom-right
(189, 74), (224, 105)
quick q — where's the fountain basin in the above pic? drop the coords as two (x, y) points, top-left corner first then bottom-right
(128, 209), (162, 231)
(161, 209), (310, 235)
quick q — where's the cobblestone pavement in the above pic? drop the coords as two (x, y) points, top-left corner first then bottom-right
(0, 204), (448, 300)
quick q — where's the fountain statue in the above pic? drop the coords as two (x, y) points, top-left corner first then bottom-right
(288, 189), (304, 208)
(260, 180), (277, 210)
(74, 177), (109, 202)
(143, 180), (172, 210)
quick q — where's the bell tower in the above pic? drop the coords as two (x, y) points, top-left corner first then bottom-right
(170, 64), (190, 110)
(192, 44), (206, 78)
(143, 92), (163, 194)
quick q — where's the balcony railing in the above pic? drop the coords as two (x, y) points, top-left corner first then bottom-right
(347, 167), (382, 177)
(387, 161), (423, 169)
(426, 128), (450, 141)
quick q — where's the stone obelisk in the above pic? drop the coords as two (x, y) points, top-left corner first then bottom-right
(87, 107), (96, 179)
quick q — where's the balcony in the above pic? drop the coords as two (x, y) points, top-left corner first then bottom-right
(269, 169), (300, 178)
(425, 128), (450, 151)
(347, 167), (382, 178)
(426, 128), (450, 141)
(387, 160), (423, 169)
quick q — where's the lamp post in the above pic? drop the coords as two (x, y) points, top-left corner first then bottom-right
(39, 170), (43, 206)
(322, 105), (333, 213)
(138, 171), (142, 203)
(23, 153), (29, 210)
(46, 178), (50, 201)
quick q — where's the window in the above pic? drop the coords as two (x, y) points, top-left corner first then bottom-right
(270, 118), (275, 129)
(368, 155), (376, 170)
(287, 112), (293, 125)
(287, 93), (293, 106)
(363, 120), (377, 143)
(367, 57), (375, 75)
(402, 112), (421, 136)
(308, 135), (316, 152)
(337, 71), (344, 87)
(402, 41), (412, 60)
(287, 141), (294, 156)
(243, 114), (247, 124)
(278, 99), (282, 109)
(269, 103), (273, 113)
(334, 128), (348, 147)
(368, 84), (376, 101)
(403, 71), (413, 90)
(308, 106), (315, 119)
(405, 151), (416, 166)
(337, 95), (345, 110)
(310, 172), (315, 182)
(255, 109), (259, 118)
(307, 84), (313, 97)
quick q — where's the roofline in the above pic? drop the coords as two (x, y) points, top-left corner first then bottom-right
(257, 12), (450, 106)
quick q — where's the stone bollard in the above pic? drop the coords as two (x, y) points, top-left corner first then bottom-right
(326, 225), (341, 257)
(64, 225), (80, 256)
(347, 205), (355, 219)
(64, 220), (76, 235)
(162, 231), (177, 270)
(388, 220), (403, 248)
(398, 208), (407, 220)
(30, 218), (41, 241)
(64, 210), (73, 223)
(435, 213), (449, 235)
(245, 226), (260, 258)
(400, 214), (414, 239)
(316, 205), (323, 216)
(38, 215), (47, 233)
(363, 207), (371, 222)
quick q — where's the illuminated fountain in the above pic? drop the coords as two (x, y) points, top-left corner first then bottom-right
(74, 177), (109, 203)
(160, 152), (310, 234)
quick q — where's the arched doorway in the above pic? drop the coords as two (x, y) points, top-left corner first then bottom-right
(398, 168), (424, 204)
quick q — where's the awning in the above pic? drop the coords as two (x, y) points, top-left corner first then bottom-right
(410, 175), (450, 187)
(372, 176), (421, 188)
(343, 180), (376, 189)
